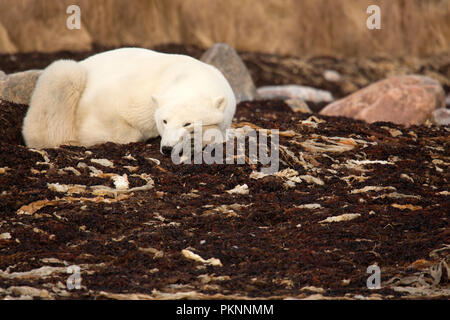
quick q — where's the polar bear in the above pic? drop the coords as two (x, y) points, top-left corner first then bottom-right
(22, 47), (236, 155)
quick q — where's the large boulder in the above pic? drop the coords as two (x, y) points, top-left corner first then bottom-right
(201, 43), (257, 103)
(319, 75), (445, 127)
(0, 70), (42, 105)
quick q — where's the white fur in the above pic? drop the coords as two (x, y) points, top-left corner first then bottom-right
(23, 60), (87, 148)
(22, 47), (236, 151)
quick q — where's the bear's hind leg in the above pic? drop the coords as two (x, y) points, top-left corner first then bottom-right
(22, 60), (87, 148)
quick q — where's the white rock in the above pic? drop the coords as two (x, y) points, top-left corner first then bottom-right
(257, 85), (334, 103)
(323, 70), (341, 82)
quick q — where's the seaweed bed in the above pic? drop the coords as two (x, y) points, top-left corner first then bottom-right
(0, 46), (448, 300)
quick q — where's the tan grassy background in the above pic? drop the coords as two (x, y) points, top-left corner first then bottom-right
(0, 0), (449, 57)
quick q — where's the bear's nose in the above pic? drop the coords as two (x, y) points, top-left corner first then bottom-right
(161, 146), (173, 156)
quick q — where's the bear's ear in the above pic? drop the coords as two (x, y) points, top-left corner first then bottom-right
(213, 96), (227, 112)
(151, 95), (160, 108)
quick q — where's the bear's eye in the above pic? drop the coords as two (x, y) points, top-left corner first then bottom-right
(183, 122), (191, 127)
(163, 120), (167, 124)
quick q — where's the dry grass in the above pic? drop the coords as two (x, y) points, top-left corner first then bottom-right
(0, 0), (449, 57)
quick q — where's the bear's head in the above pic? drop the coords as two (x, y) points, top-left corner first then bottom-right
(153, 95), (227, 156)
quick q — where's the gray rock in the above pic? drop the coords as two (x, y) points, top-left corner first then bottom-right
(257, 85), (334, 103)
(0, 71), (6, 94)
(431, 108), (450, 126)
(0, 81), (7, 99)
(0, 70), (42, 105)
(284, 98), (311, 113)
(200, 43), (257, 103)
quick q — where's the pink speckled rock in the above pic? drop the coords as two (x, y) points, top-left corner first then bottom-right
(320, 75), (445, 127)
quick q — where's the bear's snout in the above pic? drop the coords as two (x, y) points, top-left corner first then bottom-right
(161, 146), (173, 156)
(160, 127), (188, 155)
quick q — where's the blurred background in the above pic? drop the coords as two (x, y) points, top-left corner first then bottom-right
(0, 0), (449, 57)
